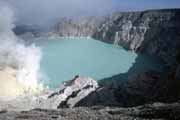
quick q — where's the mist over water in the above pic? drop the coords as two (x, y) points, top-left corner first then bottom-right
(0, 1), (43, 95)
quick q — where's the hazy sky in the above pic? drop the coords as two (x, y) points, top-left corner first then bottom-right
(112, 0), (180, 11)
(6, 0), (180, 26)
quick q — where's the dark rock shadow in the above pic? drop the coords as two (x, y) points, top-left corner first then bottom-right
(74, 54), (174, 107)
(99, 53), (166, 87)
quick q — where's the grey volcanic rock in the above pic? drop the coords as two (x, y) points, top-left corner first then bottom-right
(0, 76), (180, 119)
(53, 17), (104, 37)
(76, 71), (180, 107)
(53, 9), (180, 66)
(176, 65), (180, 79)
(117, 70), (180, 105)
(0, 73), (178, 111)
(75, 87), (121, 107)
(115, 66), (180, 106)
(0, 76), (99, 110)
(38, 76), (99, 109)
(1, 102), (180, 120)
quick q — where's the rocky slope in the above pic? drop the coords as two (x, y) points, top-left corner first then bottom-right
(1, 102), (180, 120)
(0, 76), (180, 120)
(0, 75), (179, 109)
(52, 17), (103, 37)
(0, 76), (99, 111)
(52, 9), (180, 67)
(73, 71), (180, 107)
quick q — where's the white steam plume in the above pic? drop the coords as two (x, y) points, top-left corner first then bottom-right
(0, 2), (42, 89)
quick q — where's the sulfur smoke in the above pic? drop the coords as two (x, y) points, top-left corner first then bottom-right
(0, 2), (43, 95)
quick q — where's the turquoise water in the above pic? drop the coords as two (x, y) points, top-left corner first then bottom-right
(36, 38), (164, 88)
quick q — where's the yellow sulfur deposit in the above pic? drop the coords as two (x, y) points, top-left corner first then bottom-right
(0, 67), (44, 97)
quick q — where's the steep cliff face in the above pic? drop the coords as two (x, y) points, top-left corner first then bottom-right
(54, 9), (180, 66)
(53, 17), (103, 37)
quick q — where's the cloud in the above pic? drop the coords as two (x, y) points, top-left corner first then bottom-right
(0, 1), (43, 91)
(6, 0), (180, 26)
(8, 0), (114, 26)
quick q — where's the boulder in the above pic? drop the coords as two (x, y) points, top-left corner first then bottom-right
(39, 76), (99, 109)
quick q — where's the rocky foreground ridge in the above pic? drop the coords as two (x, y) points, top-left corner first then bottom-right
(1, 102), (180, 120)
(0, 76), (180, 120)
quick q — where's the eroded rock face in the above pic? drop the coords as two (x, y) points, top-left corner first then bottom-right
(75, 71), (180, 107)
(176, 65), (180, 79)
(118, 71), (180, 105)
(38, 76), (99, 109)
(0, 76), (99, 110)
(53, 9), (180, 67)
(0, 73), (179, 110)
(53, 17), (103, 37)
(0, 74), (179, 120)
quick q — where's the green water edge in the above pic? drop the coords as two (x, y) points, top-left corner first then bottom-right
(33, 37), (165, 88)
